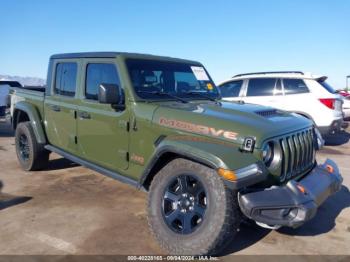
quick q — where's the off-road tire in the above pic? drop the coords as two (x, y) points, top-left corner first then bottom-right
(15, 122), (49, 171)
(148, 158), (241, 255)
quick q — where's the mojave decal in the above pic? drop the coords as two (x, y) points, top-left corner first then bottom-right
(159, 117), (238, 140)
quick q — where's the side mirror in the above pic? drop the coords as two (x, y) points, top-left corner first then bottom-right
(98, 83), (124, 107)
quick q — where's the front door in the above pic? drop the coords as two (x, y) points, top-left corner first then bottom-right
(76, 60), (129, 171)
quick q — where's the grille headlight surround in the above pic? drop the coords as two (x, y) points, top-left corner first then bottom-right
(262, 143), (273, 164)
(262, 141), (282, 170)
(314, 127), (324, 150)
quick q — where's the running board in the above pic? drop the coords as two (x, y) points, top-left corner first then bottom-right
(45, 145), (141, 190)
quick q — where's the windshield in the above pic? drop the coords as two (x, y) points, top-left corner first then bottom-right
(126, 59), (219, 101)
(318, 80), (336, 94)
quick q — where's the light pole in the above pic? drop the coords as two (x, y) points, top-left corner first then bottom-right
(347, 75), (350, 91)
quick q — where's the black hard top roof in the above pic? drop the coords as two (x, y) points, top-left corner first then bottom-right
(50, 52), (122, 59)
(50, 52), (200, 64)
(0, 80), (22, 87)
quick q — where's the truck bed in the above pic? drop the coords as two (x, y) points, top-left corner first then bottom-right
(10, 86), (45, 120)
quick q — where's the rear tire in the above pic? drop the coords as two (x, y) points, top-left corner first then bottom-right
(15, 122), (49, 171)
(148, 158), (241, 255)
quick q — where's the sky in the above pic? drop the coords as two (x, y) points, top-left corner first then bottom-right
(1, 0), (349, 88)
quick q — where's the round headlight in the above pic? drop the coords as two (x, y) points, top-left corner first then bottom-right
(262, 143), (273, 164)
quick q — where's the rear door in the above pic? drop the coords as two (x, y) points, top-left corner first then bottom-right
(76, 59), (130, 171)
(44, 60), (80, 154)
(243, 78), (283, 108)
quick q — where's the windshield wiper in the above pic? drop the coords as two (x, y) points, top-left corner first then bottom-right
(138, 90), (188, 103)
(182, 91), (221, 104)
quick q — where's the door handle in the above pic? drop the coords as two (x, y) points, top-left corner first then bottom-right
(78, 111), (91, 119)
(50, 105), (61, 112)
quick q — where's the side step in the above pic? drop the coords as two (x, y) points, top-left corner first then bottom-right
(45, 145), (141, 189)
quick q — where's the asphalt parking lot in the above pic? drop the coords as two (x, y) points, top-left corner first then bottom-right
(0, 121), (349, 257)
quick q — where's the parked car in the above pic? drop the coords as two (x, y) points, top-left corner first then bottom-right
(10, 54), (342, 255)
(334, 90), (350, 119)
(0, 81), (21, 120)
(342, 97), (350, 120)
(218, 71), (344, 137)
(336, 89), (350, 98)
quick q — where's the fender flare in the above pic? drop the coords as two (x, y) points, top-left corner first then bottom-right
(139, 141), (226, 188)
(13, 101), (47, 144)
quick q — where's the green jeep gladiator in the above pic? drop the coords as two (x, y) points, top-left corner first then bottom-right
(10, 52), (342, 255)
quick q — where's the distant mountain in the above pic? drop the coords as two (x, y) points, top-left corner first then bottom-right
(0, 74), (46, 86)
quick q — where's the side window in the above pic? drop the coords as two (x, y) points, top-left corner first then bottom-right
(246, 78), (276, 96)
(219, 80), (243, 97)
(54, 63), (77, 97)
(283, 79), (309, 94)
(86, 63), (121, 100)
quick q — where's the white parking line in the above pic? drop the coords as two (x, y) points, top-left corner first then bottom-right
(27, 232), (77, 253)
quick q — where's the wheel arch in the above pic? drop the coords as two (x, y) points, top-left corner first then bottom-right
(13, 102), (47, 144)
(292, 111), (315, 124)
(139, 145), (222, 191)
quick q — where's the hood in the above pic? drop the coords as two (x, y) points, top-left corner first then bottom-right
(152, 101), (312, 148)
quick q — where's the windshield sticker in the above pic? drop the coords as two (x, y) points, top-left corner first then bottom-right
(207, 83), (213, 90)
(191, 66), (210, 81)
(159, 117), (238, 140)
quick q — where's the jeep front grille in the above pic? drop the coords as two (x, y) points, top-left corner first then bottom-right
(278, 128), (316, 182)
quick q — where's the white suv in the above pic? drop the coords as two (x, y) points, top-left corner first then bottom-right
(218, 71), (344, 136)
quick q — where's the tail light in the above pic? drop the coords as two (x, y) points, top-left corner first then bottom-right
(319, 98), (336, 109)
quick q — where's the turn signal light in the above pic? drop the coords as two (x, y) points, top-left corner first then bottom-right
(326, 164), (334, 174)
(296, 184), (307, 194)
(218, 168), (237, 181)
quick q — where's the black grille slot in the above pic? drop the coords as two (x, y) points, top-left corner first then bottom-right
(255, 109), (279, 118)
(278, 128), (315, 182)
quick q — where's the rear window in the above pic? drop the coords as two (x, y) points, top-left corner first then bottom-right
(219, 80), (243, 97)
(54, 63), (77, 97)
(283, 79), (309, 94)
(318, 80), (336, 94)
(246, 78), (276, 96)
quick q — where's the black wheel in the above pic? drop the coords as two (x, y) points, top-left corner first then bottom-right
(148, 158), (241, 255)
(15, 122), (49, 171)
(162, 174), (207, 235)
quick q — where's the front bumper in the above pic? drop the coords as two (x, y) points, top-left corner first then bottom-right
(238, 159), (343, 228)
